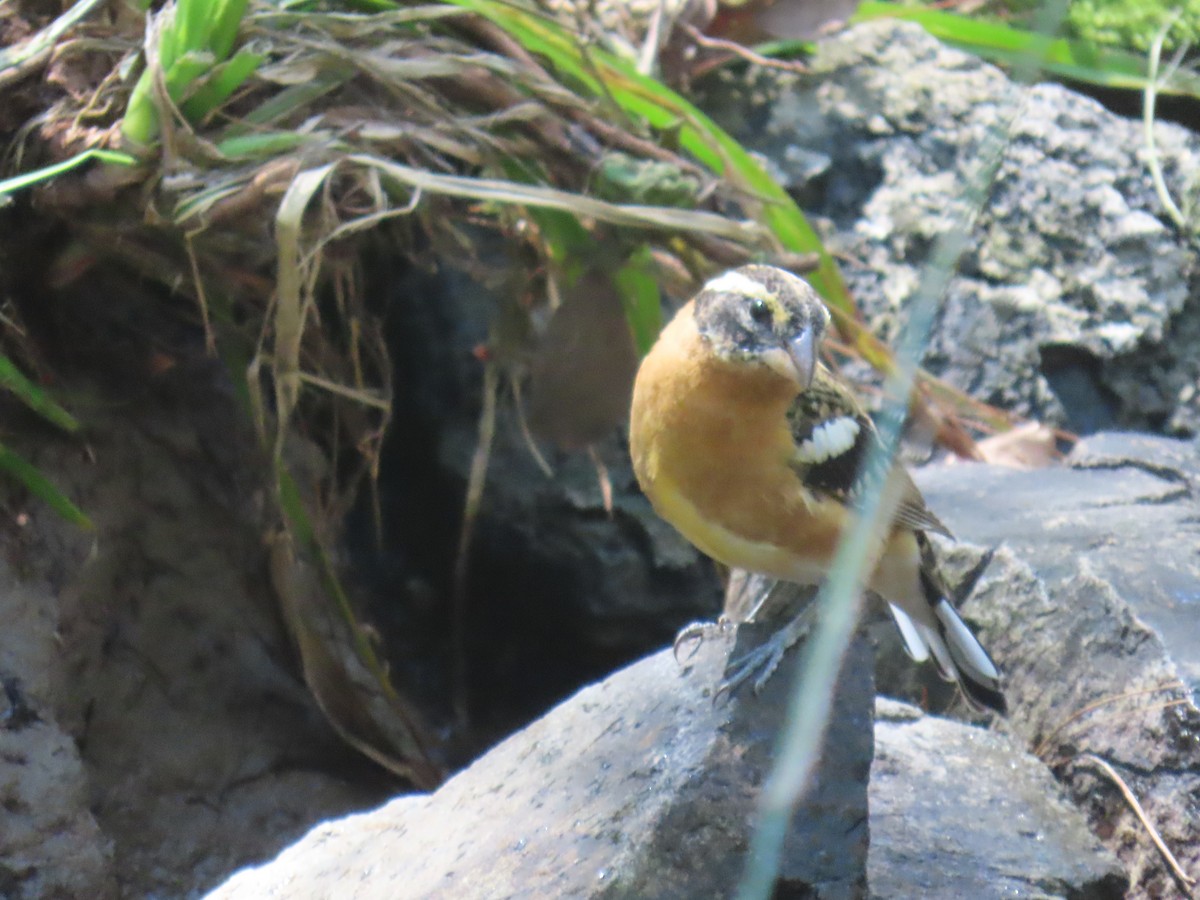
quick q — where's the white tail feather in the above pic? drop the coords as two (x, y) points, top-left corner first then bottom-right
(887, 603), (930, 663)
(917, 622), (957, 683)
(933, 599), (1001, 683)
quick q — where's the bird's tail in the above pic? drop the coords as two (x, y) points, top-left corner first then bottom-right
(896, 535), (1006, 715)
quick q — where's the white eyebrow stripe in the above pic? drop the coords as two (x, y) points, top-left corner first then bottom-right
(703, 270), (774, 302)
(795, 416), (860, 464)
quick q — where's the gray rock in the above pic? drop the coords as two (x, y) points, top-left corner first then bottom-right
(1, 512), (114, 900)
(0, 678), (116, 900)
(0, 374), (381, 899)
(705, 20), (1200, 435)
(205, 634), (1133, 900)
(870, 698), (1126, 899)
(913, 432), (1200, 896)
(208, 627), (875, 899)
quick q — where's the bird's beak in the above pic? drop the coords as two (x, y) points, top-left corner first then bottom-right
(788, 327), (817, 389)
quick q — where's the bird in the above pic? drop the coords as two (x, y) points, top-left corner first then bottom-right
(628, 264), (1005, 714)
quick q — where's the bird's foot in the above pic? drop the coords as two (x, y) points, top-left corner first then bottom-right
(714, 607), (816, 702)
(673, 616), (735, 663)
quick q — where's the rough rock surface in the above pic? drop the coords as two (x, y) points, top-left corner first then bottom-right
(0, 373), (382, 899)
(0, 657), (115, 900)
(704, 20), (1200, 435)
(207, 646), (1126, 900)
(915, 432), (1200, 896)
(208, 627), (875, 899)
(870, 698), (1125, 899)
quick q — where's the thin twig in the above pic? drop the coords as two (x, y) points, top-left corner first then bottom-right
(1042, 699), (1192, 769)
(681, 23), (810, 75)
(574, 112), (710, 177)
(1033, 683), (1186, 759)
(637, 0), (667, 76)
(451, 361), (500, 730)
(1077, 754), (1196, 895)
(1143, 12), (1189, 233)
(587, 445), (613, 517)
(183, 232), (216, 355)
(512, 376), (555, 478)
(351, 154), (765, 242)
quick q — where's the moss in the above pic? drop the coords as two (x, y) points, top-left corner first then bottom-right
(1065, 0), (1200, 53)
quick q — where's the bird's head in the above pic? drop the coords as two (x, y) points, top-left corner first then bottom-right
(692, 265), (831, 390)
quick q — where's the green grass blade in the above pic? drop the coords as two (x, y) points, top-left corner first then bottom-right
(181, 48), (265, 122)
(122, 67), (159, 145)
(122, 47), (215, 144)
(173, 0), (219, 59)
(213, 131), (315, 160)
(358, 154), (763, 240)
(229, 68), (356, 132)
(206, 0), (251, 60)
(163, 50), (218, 100)
(122, 0), (254, 145)
(523, 205), (591, 281)
(441, 0), (869, 352)
(0, 148), (138, 200)
(851, 1), (1200, 98)
(0, 442), (92, 529)
(0, 0), (109, 74)
(0, 356), (80, 433)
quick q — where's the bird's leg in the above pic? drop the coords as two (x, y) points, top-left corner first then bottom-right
(741, 577), (791, 623)
(673, 571), (785, 662)
(715, 585), (820, 701)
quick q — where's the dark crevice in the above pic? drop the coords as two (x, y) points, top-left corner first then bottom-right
(1038, 344), (1120, 435)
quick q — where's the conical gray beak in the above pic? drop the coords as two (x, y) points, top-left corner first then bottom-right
(789, 327), (817, 389)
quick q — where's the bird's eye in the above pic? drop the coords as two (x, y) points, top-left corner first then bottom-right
(748, 298), (772, 325)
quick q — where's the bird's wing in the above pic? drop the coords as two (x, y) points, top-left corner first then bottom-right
(786, 368), (952, 539)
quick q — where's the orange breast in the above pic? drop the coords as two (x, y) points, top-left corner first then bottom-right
(629, 309), (847, 581)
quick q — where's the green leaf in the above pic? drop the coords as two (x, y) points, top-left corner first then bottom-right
(0, 442), (92, 529)
(0, 148), (138, 200)
(231, 68), (355, 131)
(181, 48), (264, 122)
(163, 50), (217, 100)
(121, 0), (254, 145)
(440, 0), (885, 364)
(0, 356), (80, 433)
(157, 6), (182, 70)
(613, 246), (663, 357)
(0, 0), (108, 75)
(850, 1), (1200, 98)
(205, 0), (251, 60)
(528, 207), (592, 279)
(214, 130), (314, 160)
(121, 68), (160, 145)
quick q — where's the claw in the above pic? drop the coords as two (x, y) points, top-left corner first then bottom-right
(672, 616), (734, 663)
(673, 623), (708, 662)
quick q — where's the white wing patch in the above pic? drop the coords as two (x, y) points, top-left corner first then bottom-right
(704, 270), (774, 303)
(795, 416), (860, 464)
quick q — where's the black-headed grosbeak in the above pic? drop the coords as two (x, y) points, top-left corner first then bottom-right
(629, 265), (1006, 714)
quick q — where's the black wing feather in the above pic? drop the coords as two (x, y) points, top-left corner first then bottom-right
(787, 368), (951, 538)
